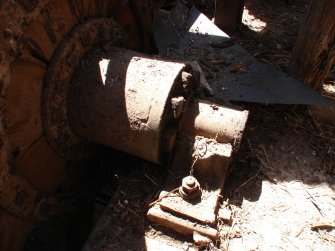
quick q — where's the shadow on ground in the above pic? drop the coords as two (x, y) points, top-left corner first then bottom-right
(223, 104), (335, 206)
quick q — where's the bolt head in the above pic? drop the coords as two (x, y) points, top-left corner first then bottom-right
(186, 178), (195, 187)
(180, 176), (202, 200)
(183, 176), (198, 188)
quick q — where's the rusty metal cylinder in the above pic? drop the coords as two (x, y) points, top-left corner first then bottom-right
(181, 99), (248, 145)
(67, 47), (194, 164)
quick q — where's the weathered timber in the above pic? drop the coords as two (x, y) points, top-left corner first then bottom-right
(214, 0), (245, 32)
(290, 0), (335, 90)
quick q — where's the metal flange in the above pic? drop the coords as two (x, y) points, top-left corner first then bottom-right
(42, 19), (128, 159)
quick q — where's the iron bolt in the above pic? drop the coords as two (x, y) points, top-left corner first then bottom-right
(185, 177), (196, 187)
(179, 176), (202, 200)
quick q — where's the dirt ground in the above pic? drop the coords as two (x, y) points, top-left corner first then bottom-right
(219, 104), (335, 251)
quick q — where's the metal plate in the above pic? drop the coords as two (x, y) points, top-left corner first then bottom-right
(153, 6), (335, 105)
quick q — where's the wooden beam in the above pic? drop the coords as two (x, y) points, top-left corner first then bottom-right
(214, 0), (245, 32)
(290, 0), (335, 90)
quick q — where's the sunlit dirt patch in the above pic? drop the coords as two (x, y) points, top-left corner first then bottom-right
(242, 7), (267, 32)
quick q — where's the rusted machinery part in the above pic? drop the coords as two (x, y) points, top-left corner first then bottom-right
(147, 100), (248, 238)
(67, 47), (196, 163)
(181, 99), (249, 146)
(178, 176), (202, 200)
(0, 0), (157, 250)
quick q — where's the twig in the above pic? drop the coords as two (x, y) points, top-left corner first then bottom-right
(310, 222), (335, 231)
(190, 156), (199, 176)
(144, 174), (158, 186)
(227, 61), (251, 73)
(233, 170), (260, 193)
(261, 145), (274, 171)
(315, 230), (335, 247)
(247, 139), (257, 157)
(294, 226), (305, 237)
(299, 181), (325, 217)
(284, 137), (301, 153)
(284, 236), (300, 250)
(118, 201), (144, 222)
(319, 233), (335, 244)
(148, 187), (180, 207)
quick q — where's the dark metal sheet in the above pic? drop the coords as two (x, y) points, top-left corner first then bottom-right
(153, 6), (334, 105)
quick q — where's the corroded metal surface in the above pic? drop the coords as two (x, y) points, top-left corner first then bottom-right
(179, 176), (202, 200)
(68, 47), (195, 163)
(181, 99), (249, 146)
(147, 100), (248, 239)
(154, 6), (333, 105)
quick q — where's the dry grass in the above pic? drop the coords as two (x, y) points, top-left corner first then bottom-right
(218, 105), (335, 250)
(248, 106), (335, 175)
(292, 108), (335, 175)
